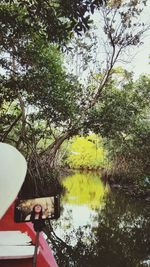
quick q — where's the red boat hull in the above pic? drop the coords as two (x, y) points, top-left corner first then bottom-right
(0, 205), (58, 267)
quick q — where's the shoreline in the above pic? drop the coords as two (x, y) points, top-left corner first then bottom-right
(58, 167), (150, 201)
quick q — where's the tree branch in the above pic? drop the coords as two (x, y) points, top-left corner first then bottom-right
(1, 112), (22, 142)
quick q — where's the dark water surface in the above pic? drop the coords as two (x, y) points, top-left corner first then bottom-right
(51, 172), (150, 267)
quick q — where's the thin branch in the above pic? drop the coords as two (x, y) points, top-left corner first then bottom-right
(1, 112), (22, 142)
(16, 92), (27, 148)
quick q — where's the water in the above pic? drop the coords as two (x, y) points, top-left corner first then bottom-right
(51, 172), (150, 267)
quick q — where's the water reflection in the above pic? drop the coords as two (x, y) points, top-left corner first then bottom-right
(62, 172), (109, 208)
(50, 172), (150, 267)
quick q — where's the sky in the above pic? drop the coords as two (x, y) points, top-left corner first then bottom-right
(1, 1), (149, 81)
(127, 0), (150, 78)
(93, 0), (150, 79)
(128, 30), (150, 78)
(65, 0), (150, 82)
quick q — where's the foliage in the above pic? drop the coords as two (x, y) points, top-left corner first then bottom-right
(0, 44), (80, 142)
(83, 73), (150, 138)
(1, 0), (148, 146)
(0, 35), (79, 196)
(0, 0), (105, 45)
(0, 0), (149, 194)
(0, 1), (84, 194)
(109, 75), (150, 184)
(65, 134), (108, 169)
(109, 121), (150, 185)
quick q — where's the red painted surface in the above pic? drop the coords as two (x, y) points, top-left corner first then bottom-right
(0, 205), (58, 267)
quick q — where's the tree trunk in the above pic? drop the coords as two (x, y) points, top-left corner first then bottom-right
(40, 131), (71, 168)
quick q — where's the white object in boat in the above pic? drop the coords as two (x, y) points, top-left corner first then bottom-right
(0, 143), (27, 219)
(0, 231), (35, 259)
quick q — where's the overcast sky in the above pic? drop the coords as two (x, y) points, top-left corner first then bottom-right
(127, 0), (150, 78)
(93, 0), (150, 79)
(65, 1), (150, 83)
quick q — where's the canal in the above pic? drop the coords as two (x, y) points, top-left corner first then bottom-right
(50, 172), (150, 267)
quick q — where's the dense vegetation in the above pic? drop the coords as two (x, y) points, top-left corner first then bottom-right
(65, 134), (107, 169)
(0, 0), (150, 196)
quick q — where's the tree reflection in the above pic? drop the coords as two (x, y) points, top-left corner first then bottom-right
(48, 193), (150, 267)
(62, 172), (109, 209)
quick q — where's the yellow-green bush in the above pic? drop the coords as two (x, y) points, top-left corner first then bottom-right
(65, 134), (108, 169)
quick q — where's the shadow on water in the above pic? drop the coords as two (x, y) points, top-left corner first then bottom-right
(49, 172), (150, 267)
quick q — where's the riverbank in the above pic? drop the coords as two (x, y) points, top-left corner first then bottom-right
(111, 183), (150, 202)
